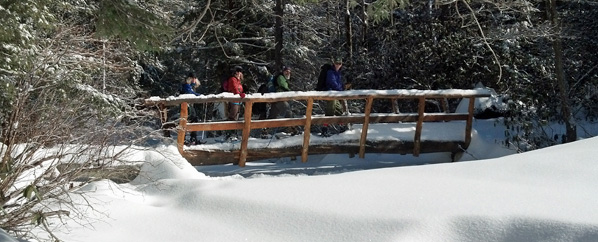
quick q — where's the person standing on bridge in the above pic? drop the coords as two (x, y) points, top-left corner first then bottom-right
(268, 66), (294, 119)
(268, 66), (299, 136)
(225, 66), (246, 121)
(180, 72), (204, 145)
(325, 57), (345, 116)
(222, 66), (246, 141)
(181, 72), (201, 96)
(320, 57), (345, 137)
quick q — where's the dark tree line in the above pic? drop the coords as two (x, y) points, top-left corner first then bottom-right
(137, 0), (597, 149)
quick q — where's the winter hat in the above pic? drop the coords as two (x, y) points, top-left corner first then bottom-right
(234, 66), (243, 72)
(282, 66), (291, 72)
(332, 57), (342, 64)
(188, 72), (196, 78)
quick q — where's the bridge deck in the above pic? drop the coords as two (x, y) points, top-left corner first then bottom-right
(182, 122), (469, 165)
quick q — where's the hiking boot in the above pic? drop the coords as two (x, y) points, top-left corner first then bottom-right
(286, 126), (300, 136)
(260, 128), (270, 139)
(227, 135), (239, 142)
(328, 124), (348, 134)
(260, 129), (271, 139)
(320, 126), (330, 137)
(338, 124), (348, 133)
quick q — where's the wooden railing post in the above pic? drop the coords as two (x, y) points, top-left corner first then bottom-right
(391, 98), (399, 113)
(158, 103), (170, 137)
(302, 98), (314, 162)
(159, 103), (168, 123)
(413, 97), (426, 156)
(359, 97), (374, 158)
(440, 98), (449, 113)
(177, 102), (188, 155)
(464, 97), (475, 148)
(239, 100), (253, 167)
(342, 99), (349, 114)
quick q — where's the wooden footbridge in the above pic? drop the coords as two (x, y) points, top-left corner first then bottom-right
(144, 89), (490, 167)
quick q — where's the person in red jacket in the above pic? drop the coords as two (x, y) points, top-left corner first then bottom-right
(225, 66), (246, 121)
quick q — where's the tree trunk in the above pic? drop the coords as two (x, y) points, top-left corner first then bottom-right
(274, 0), (284, 69)
(361, 0), (368, 47)
(548, 0), (577, 142)
(344, 0), (353, 60)
(325, 0), (331, 36)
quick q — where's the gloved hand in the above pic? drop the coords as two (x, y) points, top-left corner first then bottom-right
(239, 93), (246, 98)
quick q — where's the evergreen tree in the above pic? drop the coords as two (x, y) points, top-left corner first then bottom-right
(0, 0), (176, 240)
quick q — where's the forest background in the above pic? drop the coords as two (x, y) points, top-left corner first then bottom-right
(1, 0), (597, 240)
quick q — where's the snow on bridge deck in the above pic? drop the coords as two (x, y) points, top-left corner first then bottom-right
(188, 122), (468, 152)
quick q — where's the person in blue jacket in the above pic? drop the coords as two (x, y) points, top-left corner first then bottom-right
(325, 57), (344, 116)
(181, 72), (201, 96)
(180, 72), (203, 145)
(319, 57), (347, 137)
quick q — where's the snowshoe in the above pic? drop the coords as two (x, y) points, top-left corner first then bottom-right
(284, 126), (300, 136)
(275, 132), (293, 139)
(260, 128), (271, 139)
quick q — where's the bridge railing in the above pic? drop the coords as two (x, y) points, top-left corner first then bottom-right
(145, 89), (491, 167)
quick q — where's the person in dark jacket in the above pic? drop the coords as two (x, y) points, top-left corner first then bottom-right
(319, 58), (346, 137)
(181, 72), (201, 96)
(325, 58), (344, 116)
(180, 72), (203, 145)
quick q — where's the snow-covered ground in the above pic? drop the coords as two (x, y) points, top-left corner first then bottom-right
(2, 116), (594, 242)
(4, 90), (598, 241)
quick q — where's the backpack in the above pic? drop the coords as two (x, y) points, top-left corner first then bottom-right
(266, 74), (280, 93)
(316, 64), (332, 91)
(220, 77), (229, 92)
(257, 83), (269, 94)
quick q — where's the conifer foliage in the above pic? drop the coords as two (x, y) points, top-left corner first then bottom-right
(1, 0), (174, 240)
